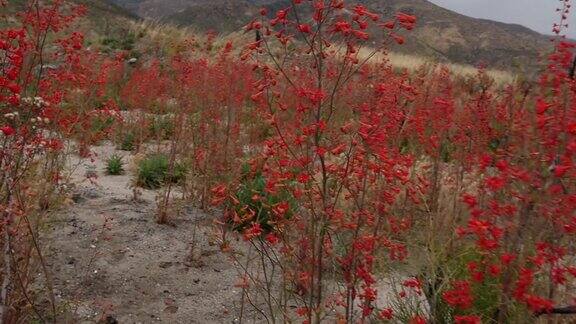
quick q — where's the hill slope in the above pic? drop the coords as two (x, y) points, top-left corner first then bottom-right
(110, 0), (554, 69)
(2, 0), (137, 37)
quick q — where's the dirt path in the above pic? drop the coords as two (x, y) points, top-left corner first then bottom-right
(41, 143), (249, 324)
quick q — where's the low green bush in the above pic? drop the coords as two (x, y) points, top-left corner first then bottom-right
(118, 131), (136, 151)
(136, 154), (187, 189)
(148, 116), (175, 140)
(227, 164), (296, 235)
(106, 154), (125, 175)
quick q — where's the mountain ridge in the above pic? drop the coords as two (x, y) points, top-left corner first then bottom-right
(109, 0), (554, 70)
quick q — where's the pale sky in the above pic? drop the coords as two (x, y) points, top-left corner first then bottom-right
(428, 0), (576, 38)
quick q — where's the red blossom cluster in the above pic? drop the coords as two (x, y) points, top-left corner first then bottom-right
(0, 1), (101, 321)
(213, 0), (576, 322)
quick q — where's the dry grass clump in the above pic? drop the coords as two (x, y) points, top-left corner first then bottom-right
(357, 48), (517, 84)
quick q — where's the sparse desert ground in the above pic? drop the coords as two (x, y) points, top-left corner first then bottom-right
(41, 143), (245, 323)
(40, 143), (420, 323)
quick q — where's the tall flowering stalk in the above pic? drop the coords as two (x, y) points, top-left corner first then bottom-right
(0, 1), (93, 321)
(432, 1), (576, 322)
(214, 1), (419, 322)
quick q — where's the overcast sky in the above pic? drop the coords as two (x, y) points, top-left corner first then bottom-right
(428, 0), (576, 37)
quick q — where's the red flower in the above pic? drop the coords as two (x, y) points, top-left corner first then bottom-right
(568, 122), (576, 135)
(536, 98), (552, 114)
(353, 30), (369, 40)
(272, 201), (290, 218)
(1, 126), (15, 136)
(410, 316), (427, 324)
(524, 295), (554, 313)
(443, 281), (474, 309)
(382, 21), (395, 29)
(501, 253), (516, 265)
(391, 33), (404, 45)
(6, 82), (20, 94)
(243, 223), (263, 241)
(485, 176), (506, 191)
(396, 12), (417, 30)
(462, 194), (477, 208)
(331, 143), (347, 155)
(378, 308), (393, 320)
(455, 315), (481, 324)
(298, 24), (312, 34)
(554, 164), (571, 177)
(265, 233), (279, 245)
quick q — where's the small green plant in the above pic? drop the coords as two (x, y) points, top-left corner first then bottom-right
(148, 116), (175, 140)
(90, 116), (116, 134)
(136, 154), (187, 189)
(100, 33), (136, 51)
(421, 248), (502, 322)
(118, 131), (136, 151)
(227, 164), (296, 234)
(105, 154), (125, 175)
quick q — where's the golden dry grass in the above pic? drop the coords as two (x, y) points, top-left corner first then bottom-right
(125, 21), (517, 85)
(358, 48), (517, 85)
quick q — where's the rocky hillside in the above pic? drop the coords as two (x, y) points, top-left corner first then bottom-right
(2, 0), (137, 37)
(110, 0), (555, 70)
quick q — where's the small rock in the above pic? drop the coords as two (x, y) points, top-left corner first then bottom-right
(164, 297), (176, 306)
(97, 315), (118, 324)
(164, 298), (178, 314)
(71, 193), (85, 203)
(159, 261), (174, 269)
(201, 250), (218, 257)
(85, 168), (98, 179)
(163, 305), (178, 314)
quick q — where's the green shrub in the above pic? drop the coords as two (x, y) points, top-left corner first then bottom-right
(118, 131), (136, 151)
(422, 248), (502, 323)
(148, 116), (174, 140)
(90, 116), (115, 135)
(106, 154), (125, 175)
(228, 164), (296, 234)
(136, 154), (187, 189)
(167, 161), (188, 184)
(101, 33), (136, 51)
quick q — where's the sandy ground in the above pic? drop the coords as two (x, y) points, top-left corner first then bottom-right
(39, 142), (423, 324)
(40, 142), (252, 324)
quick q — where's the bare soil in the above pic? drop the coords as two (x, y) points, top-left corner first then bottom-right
(40, 143), (249, 324)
